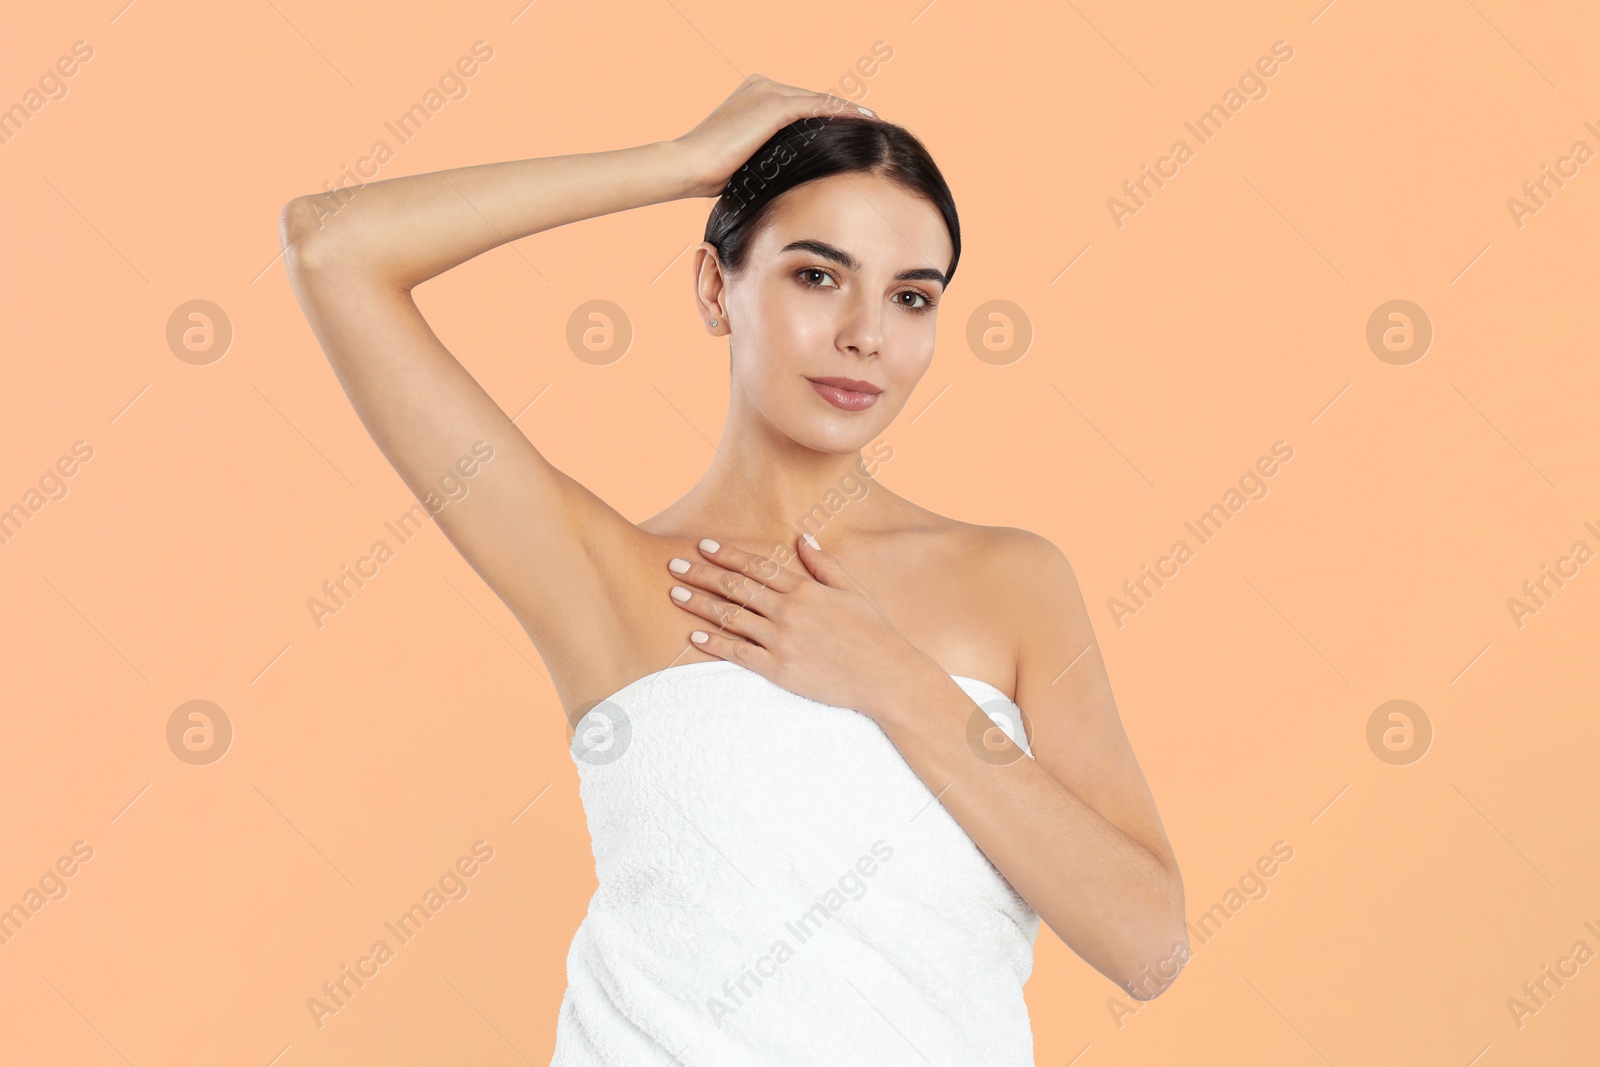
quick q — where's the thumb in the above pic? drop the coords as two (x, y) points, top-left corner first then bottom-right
(796, 531), (850, 588)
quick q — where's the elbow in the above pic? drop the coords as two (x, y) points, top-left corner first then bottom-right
(1118, 934), (1190, 1000)
(1115, 893), (1191, 1001)
(278, 193), (343, 275)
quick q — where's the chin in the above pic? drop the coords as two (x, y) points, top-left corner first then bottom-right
(789, 413), (886, 454)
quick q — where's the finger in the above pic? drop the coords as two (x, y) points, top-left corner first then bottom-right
(794, 532), (854, 590)
(761, 81), (869, 122)
(688, 626), (773, 673)
(748, 72), (829, 100)
(697, 539), (803, 595)
(798, 92), (867, 121)
(670, 582), (775, 644)
(670, 555), (780, 619)
(742, 73), (870, 119)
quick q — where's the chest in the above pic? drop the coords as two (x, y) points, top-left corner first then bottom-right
(641, 539), (1017, 697)
(555, 527), (1021, 726)
(844, 549), (1016, 692)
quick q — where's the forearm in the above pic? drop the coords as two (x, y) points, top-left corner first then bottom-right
(281, 139), (694, 289)
(871, 671), (1189, 997)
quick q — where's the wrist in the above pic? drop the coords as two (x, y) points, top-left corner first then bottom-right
(651, 138), (716, 201)
(862, 650), (952, 727)
(652, 139), (723, 201)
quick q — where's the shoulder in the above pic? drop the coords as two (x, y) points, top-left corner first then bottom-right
(876, 498), (1081, 607)
(954, 523), (1091, 643)
(988, 524), (1072, 568)
(951, 522), (1077, 588)
(892, 506), (1075, 585)
(918, 516), (1084, 619)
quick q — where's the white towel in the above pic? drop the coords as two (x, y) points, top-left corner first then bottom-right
(553, 659), (1040, 1066)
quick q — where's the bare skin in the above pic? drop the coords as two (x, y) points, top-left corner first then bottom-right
(280, 74), (1188, 1000)
(628, 502), (1021, 723)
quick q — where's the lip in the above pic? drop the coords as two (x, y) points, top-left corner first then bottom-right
(806, 376), (882, 412)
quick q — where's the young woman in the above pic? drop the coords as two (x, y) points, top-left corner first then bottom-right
(281, 74), (1186, 1065)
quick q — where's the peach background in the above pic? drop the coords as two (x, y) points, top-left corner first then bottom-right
(2, 0), (1597, 1063)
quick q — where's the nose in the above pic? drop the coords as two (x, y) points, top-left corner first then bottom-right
(838, 292), (884, 359)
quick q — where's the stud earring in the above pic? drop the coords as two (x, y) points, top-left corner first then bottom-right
(710, 319), (718, 326)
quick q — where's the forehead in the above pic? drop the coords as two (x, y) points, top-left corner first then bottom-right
(754, 173), (952, 277)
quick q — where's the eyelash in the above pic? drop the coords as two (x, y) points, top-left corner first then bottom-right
(796, 267), (940, 314)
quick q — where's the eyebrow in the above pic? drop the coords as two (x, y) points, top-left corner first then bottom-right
(779, 239), (947, 287)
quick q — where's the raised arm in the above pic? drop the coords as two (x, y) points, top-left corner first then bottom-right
(278, 140), (696, 656)
(277, 76), (870, 684)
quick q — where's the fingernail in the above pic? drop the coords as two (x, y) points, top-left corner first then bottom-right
(700, 538), (720, 553)
(671, 586), (691, 601)
(691, 630), (709, 644)
(803, 532), (820, 550)
(669, 557), (690, 574)
(857, 106), (873, 116)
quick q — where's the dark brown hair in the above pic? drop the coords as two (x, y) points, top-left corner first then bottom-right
(703, 112), (961, 287)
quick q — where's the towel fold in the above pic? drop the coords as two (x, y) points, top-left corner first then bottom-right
(553, 659), (1040, 1067)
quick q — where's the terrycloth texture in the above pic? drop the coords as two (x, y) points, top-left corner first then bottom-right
(553, 660), (1040, 1067)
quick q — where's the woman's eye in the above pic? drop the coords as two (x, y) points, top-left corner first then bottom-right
(798, 269), (936, 312)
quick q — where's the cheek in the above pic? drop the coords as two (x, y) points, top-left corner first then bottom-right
(889, 331), (936, 384)
(760, 284), (832, 344)
(735, 286), (831, 371)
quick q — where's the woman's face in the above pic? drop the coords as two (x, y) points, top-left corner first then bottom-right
(705, 172), (954, 454)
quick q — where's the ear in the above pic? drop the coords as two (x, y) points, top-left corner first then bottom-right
(693, 242), (728, 334)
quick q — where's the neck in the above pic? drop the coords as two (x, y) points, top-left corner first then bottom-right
(675, 415), (894, 558)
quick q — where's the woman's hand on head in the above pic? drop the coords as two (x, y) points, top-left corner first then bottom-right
(670, 74), (876, 200)
(664, 533), (938, 720)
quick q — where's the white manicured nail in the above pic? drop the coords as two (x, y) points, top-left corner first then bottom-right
(671, 586), (691, 601)
(700, 538), (720, 553)
(803, 532), (820, 550)
(669, 557), (690, 573)
(691, 630), (709, 644)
